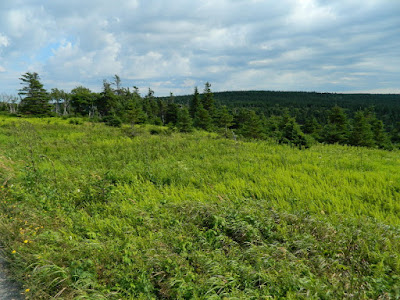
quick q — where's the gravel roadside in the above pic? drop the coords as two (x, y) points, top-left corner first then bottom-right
(0, 256), (23, 300)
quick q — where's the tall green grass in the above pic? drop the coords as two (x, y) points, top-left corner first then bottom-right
(0, 116), (399, 299)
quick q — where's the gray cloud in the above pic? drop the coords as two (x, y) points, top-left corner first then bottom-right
(0, 0), (399, 96)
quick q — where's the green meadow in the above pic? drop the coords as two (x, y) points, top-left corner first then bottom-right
(0, 116), (399, 299)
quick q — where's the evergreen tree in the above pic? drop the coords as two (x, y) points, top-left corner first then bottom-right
(165, 102), (179, 125)
(371, 118), (390, 149)
(350, 110), (374, 147)
(202, 82), (216, 118)
(112, 74), (123, 95)
(158, 96), (168, 124)
(240, 110), (264, 139)
(126, 101), (147, 125)
(232, 108), (249, 130)
(120, 87), (139, 123)
(280, 116), (309, 148)
(216, 105), (233, 133)
(189, 87), (201, 118)
(364, 110), (390, 149)
(18, 72), (51, 116)
(194, 103), (212, 131)
(264, 115), (282, 140)
(303, 116), (321, 139)
(97, 81), (118, 117)
(323, 105), (349, 144)
(142, 88), (161, 123)
(390, 122), (400, 144)
(177, 107), (193, 132)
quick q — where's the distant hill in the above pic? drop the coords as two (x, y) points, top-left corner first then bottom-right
(160, 90), (400, 127)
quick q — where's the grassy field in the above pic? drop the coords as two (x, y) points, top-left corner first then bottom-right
(0, 116), (399, 299)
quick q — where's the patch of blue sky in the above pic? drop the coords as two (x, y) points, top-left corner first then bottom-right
(9, 41), (63, 70)
(34, 36), (78, 64)
(35, 41), (62, 63)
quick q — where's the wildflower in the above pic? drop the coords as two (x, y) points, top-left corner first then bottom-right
(23, 240), (28, 244)
(25, 289), (30, 293)
(12, 250), (16, 254)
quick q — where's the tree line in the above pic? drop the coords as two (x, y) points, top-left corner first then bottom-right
(170, 90), (400, 128)
(0, 72), (398, 149)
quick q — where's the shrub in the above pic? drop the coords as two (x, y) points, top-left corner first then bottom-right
(103, 115), (122, 127)
(68, 118), (83, 125)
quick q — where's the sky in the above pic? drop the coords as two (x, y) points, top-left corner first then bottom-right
(0, 0), (399, 96)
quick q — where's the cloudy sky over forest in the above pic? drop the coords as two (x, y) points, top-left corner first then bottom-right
(0, 0), (399, 96)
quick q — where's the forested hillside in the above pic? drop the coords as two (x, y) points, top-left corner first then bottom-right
(166, 91), (400, 128)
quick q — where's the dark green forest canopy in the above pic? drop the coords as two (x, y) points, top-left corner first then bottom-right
(2, 73), (400, 149)
(162, 91), (400, 126)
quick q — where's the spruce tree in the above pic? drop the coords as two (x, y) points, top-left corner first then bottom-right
(216, 105), (233, 133)
(303, 116), (321, 140)
(189, 87), (201, 118)
(177, 107), (193, 132)
(371, 118), (390, 149)
(194, 103), (212, 131)
(280, 117), (309, 148)
(323, 105), (349, 144)
(240, 110), (264, 139)
(127, 101), (147, 125)
(390, 122), (400, 145)
(142, 88), (158, 123)
(18, 72), (51, 116)
(350, 110), (374, 147)
(264, 115), (282, 140)
(202, 82), (216, 118)
(363, 110), (390, 149)
(166, 102), (179, 125)
(232, 108), (250, 130)
(113, 74), (123, 95)
(97, 80), (118, 117)
(157, 97), (168, 124)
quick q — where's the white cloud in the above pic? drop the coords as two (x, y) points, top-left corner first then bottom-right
(345, 88), (400, 94)
(45, 33), (122, 83)
(183, 79), (196, 87)
(0, 0), (398, 95)
(250, 47), (316, 67)
(287, 0), (337, 30)
(125, 51), (192, 79)
(0, 34), (9, 48)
